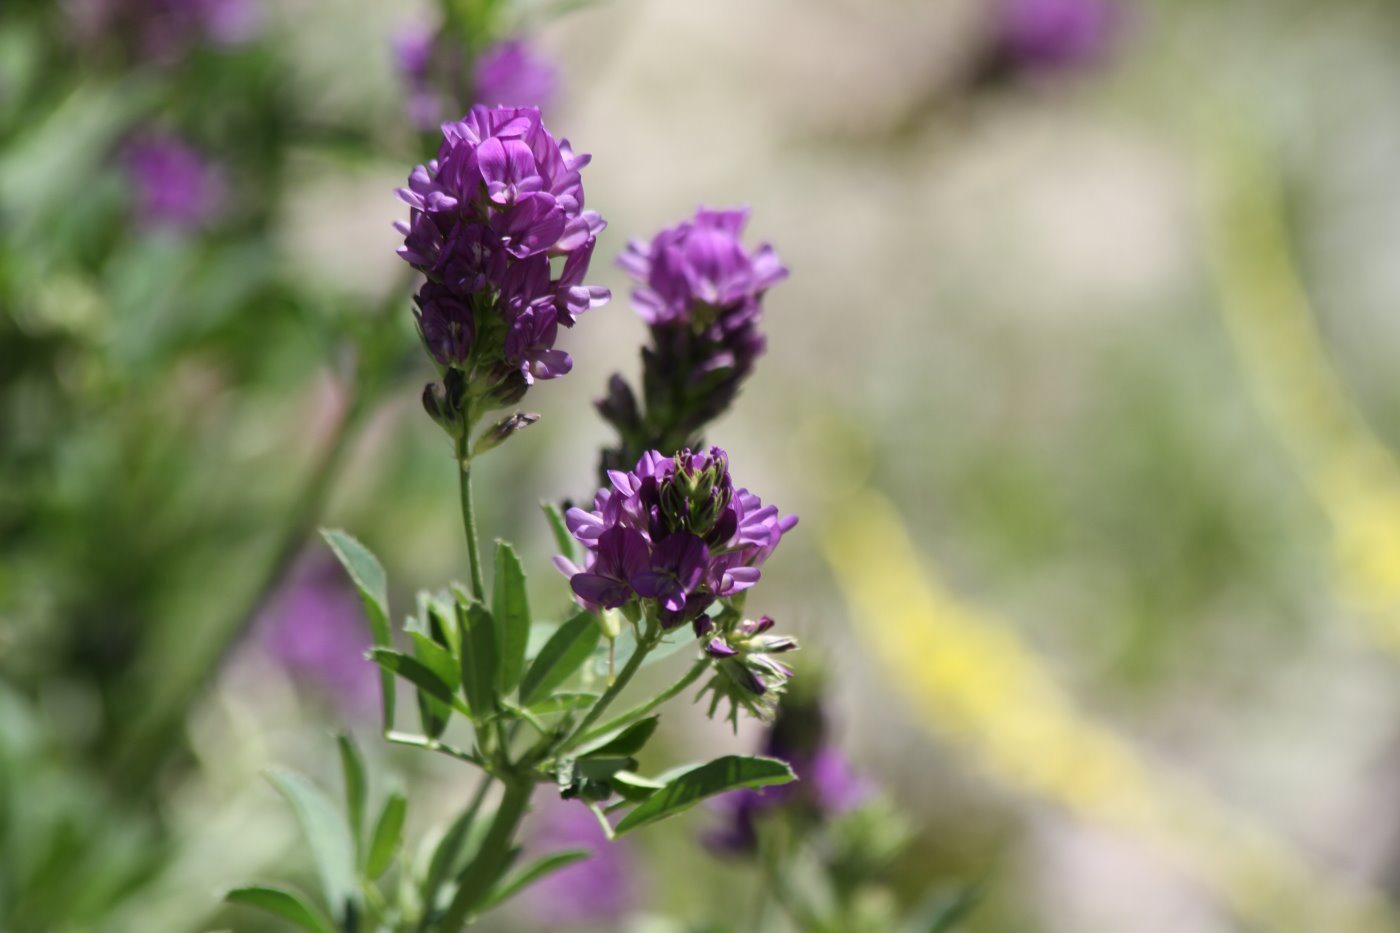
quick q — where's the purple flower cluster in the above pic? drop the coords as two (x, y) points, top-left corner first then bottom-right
(255, 552), (380, 718)
(557, 447), (797, 630)
(395, 32), (557, 132)
(999, 0), (1120, 73)
(522, 798), (638, 926)
(122, 130), (227, 232)
(597, 208), (787, 477)
(706, 690), (870, 854)
(67, 0), (260, 62)
(396, 105), (608, 390)
(474, 40), (558, 111)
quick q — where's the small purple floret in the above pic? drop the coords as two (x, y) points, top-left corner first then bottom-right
(474, 39), (558, 111)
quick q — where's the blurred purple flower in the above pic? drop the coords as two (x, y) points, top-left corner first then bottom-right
(394, 26), (449, 130)
(122, 130), (226, 232)
(999, 0), (1120, 72)
(256, 552), (379, 717)
(522, 797), (637, 926)
(396, 105), (608, 390)
(67, 0), (260, 61)
(598, 208), (786, 477)
(706, 692), (871, 854)
(558, 447), (796, 630)
(474, 39), (558, 110)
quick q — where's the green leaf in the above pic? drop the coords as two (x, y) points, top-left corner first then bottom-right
(457, 599), (499, 718)
(541, 500), (579, 564)
(576, 716), (659, 759)
(608, 771), (663, 803)
(482, 849), (591, 911)
(266, 769), (358, 923)
(365, 790), (407, 880)
(322, 529), (394, 730)
(613, 756), (795, 835)
(423, 801), (485, 911)
(336, 733), (367, 857)
(527, 691), (599, 715)
(408, 632), (461, 691)
(520, 611), (601, 706)
(369, 648), (463, 713)
(492, 541), (531, 695)
(225, 885), (334, 933)
(575, 757), (635, 781)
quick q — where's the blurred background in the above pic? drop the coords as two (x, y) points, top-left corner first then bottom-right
(5, 0), (1400, 930)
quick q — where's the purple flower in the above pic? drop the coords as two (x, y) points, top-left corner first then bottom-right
(474, 39), (558, 111)
(255, 552), (379, 717)
(706, 690), (871, 855)
(396, 105), (608, 396)
(557, 447), (797, 630)
(522, 797), (638, 926)
(598, 208), (786, 478)
(122, 130), (226, 232)
(999, 0), (1120, 72)
(394, 26), (448, 130)
(67, 0), (260, 62)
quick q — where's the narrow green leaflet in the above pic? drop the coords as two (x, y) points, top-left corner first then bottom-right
(408, 632), (461, 692)
(520, 610), (600, 706)
(910, 884), (983, 933)
(265, 769), (358, 923)
(541, 500), (579, 564)
(335, 733), (367, 855)
(491, 541), (530, 694)
(369, 648), (464, 713)
(225, 885), (334, 933)
(575, 716), (659, 759)
(322, 529), (395, 729)
(458, 600), (499, 718)
(481, 849), (591, 911)
(613, 756), (795, 835)
(365, 790), (407, 880)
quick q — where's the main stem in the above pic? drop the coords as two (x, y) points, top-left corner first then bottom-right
(557, 627), (655, 753)
(439, 777), (533, 930)
(456, 429), (486, 601)
(577, 656), (708, 744)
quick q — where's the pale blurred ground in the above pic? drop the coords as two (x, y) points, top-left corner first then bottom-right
(247, 1), (1400, 930)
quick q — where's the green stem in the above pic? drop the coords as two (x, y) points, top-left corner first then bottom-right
(384, 731), (488, 769)
(439, 777), (533, 931)
(456, 430), (486, 601)
(555, 626), (657, 754)
(576, 656), (708, 744)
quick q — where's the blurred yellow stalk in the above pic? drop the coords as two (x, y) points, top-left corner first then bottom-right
(823, 491), (1398, 932)
(1206, 140), (1400, 652)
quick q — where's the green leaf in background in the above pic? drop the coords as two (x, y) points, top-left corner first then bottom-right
(322, 529), (395, 730)
(909, 884), (983, 933)
(335, 733), (367, 856)
(521, 610), (601, 706)
(492, 541), (531, 695)
(541, 500), (579, 565)
(225, 885), (334, 933)
(594, 622), (693, 676)
(576, 716), (659, 759)
(457, 599), (499, 718)
(265, 769), (359, 924)
(481, 849), (591, 911)
(368, 648), (465, 715)
(365, 790), (407, 881)
(613, 756), (795, 835)
(527, 691), (600, 716)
